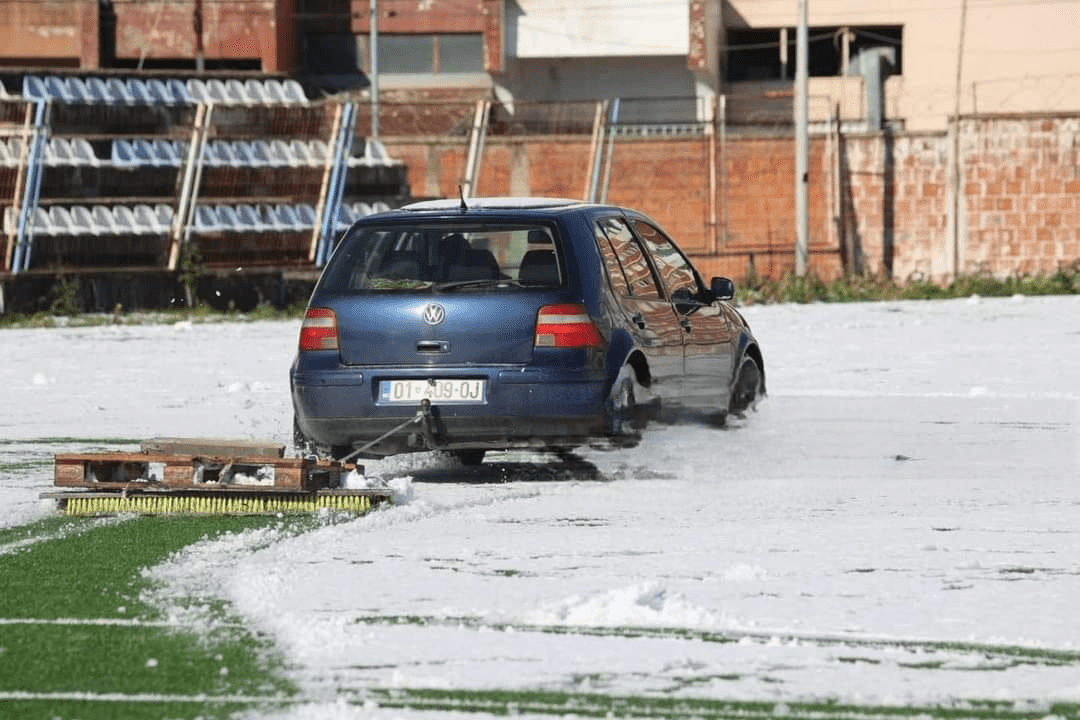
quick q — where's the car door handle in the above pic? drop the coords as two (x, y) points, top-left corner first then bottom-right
(630, 313), (647, 330)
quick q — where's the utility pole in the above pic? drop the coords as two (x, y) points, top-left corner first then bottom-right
(370, 0), (380, 139)
(794, 0), (809, 276)
(193, 0), (205, 72)
(948, 0), (968, 279)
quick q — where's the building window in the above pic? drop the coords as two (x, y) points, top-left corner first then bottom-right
(378, 33), (484, 74)
(725, 26), (902, 82)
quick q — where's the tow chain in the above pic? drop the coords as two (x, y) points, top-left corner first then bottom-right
(340, 399), (437, 463)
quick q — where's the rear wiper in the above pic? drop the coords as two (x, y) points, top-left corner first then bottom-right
(433, 278), (525, 292)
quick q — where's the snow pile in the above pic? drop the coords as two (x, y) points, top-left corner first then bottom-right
(523, 582), (720, 629)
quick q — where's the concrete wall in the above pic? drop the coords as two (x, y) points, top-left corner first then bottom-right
(726, 0), (1080, 131)
(508, 0), (691, 58)
(385, 114), (1080, 284)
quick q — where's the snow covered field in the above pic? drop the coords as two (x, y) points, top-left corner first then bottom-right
(2, 295), (1079, 717)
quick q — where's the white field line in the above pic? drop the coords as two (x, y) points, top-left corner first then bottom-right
(0, 617), (247, 628)
(0, 690), (292, 705)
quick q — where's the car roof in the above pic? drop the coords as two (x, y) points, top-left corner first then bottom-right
(397, 196), (593, 214)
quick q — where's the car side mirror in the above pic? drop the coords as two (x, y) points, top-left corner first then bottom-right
(671, 287), (700, 314)
(710, 277), (735, 301)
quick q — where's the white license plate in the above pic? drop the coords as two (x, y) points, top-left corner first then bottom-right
(379, 379), (486, 405)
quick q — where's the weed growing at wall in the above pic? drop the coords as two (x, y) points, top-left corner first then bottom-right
(738, 262), (1080, 304)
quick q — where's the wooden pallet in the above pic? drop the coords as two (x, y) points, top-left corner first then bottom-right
(53, 437), (359, 493)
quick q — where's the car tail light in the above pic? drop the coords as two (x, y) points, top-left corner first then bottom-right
(298, 307), (339, 351)
(535, 304), (603, 348)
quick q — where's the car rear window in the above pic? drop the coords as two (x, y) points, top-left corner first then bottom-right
(319, 221), (564, 292)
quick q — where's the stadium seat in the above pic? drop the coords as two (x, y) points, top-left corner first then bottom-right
(111, 139), (137, 167)
(307, 139), (329, 163)
(48, 206), (73, 234)
(113, 205), (138, 234)
(295, 203), (317, 227)
(247, 140), (272, 166)
(235, 204), (265, 231)
(69, 206), (95, 235)
(32, 207), (56, 235)
(263, 79), (286, 104)
(268, 140), (294, 166)
(91, 205), (118, 234)
(44, 76), (71, 102)
(281, 79), (307, 103)
(289, 140), (313, 165)
(146, 79), (173, 105)
(214, 204), (240, 231)
(84, 77), (111, 103)
(44, 138), (72, 166)
(167, 78), (194, 105)
(105, 78), (134, 104)
(64, 77), (92, 103)
(186, 78), (210, 104)
(244, 79), (270, 104)
(224, 79), (249, 104)
(70, 139), (99, 166)
(205, 79), (229, 104)
(126, 78), (152, 104)
(194, 205), (222, 233)
(22, 76), (48, 101)
(154, 204), (175, 232)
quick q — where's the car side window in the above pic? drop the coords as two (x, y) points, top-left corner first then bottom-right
(631, 220), (698, 297)
(595, 217), (660, 298)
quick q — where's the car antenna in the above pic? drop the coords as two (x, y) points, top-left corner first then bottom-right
(458, 184), (468, 212)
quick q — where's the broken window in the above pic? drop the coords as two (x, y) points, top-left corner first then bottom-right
(724, 25), (902, 82)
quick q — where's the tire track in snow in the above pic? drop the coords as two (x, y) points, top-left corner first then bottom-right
(349, 614), (1080, 669)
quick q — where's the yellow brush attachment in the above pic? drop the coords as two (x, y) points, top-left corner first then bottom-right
(61, 493), (376, 517)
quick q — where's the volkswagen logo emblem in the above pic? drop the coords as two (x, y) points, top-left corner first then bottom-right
(422, 303), (446, 326)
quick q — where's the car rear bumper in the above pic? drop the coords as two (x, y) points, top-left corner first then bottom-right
(291, 363), (611, 455)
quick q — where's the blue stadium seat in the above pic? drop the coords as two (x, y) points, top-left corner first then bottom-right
(84, 77), (111, 103)
(126, 78), (153, 104)
(64, 77), (92, 103)
(106, 78), (133, 104)
(22, 75), (49, 100)
(111, 139), (138, 167)
(194, 205), (222, 233)
(215, 205), (242, 232)
(167, 78), (194, 105)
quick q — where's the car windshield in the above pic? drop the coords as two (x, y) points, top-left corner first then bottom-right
(319, 221), (564, 292)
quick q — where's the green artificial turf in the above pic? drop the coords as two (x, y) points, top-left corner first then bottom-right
(0, 515), (306, 718)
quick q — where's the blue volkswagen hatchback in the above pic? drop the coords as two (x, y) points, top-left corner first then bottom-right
(291, 197), (764, 462)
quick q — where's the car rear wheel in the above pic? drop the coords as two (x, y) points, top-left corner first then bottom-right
(450, 449), (487, 466)
(729, 355), (762, 416)
(606, 366), (646, 448)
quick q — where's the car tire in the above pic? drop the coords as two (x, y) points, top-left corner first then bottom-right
(729, 355), (762, 416)
(606, 366), (645, 448)
(450, 449), (486, 466)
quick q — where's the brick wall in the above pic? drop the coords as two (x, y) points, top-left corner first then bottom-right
(960, 116), (1080, 278)
(384, 114), (1080, 284)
